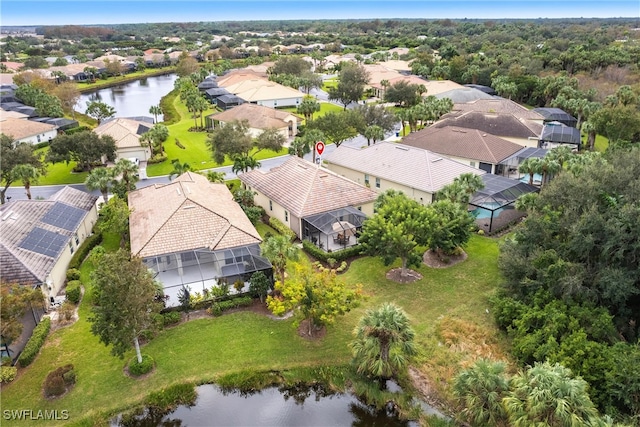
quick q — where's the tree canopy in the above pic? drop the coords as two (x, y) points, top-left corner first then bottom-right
(328, 62), (370, 109)
(0, 134), (43, 204)
(47, 131), (116, 171)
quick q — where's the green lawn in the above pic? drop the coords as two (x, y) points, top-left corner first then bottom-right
(2, 234), (503, 426)
(34, 147), (87, 186)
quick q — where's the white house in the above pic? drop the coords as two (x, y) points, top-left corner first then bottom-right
(0, 117), (57, 144)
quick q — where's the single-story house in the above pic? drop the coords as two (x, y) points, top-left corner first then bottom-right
(222, 79), (304, 108)
(324, 141), (484, 205)
(538, 122), (582, 150)
(217, 70), (269, 88)
(401, 126), (524, 174)
(0, 186), (98, 359)
(239, 157), (378, 251)
(205, 103), (300, 138)
(452, 98), (545, 124)
(93, 117), (153, 163)
(0, 117), (57, 144)
(434, 111), (543, 148)
(434, 87), (495, 103)
(128, 172), (272, 307)
(216, 94), (246, 110)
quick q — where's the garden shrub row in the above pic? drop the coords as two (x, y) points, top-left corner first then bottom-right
(65, 280), (82, 305)
(67, 232), (103, 270)
(302, 240), (363, 263)
(208, 296), (253, 316)
(147, 154), (168, 164)
(64, 126), (91, 135)
(161, 311), (181, 326)
(159, 89), (179, 125)
(268, 217), (296, 241)
(17, 317), (51, 368)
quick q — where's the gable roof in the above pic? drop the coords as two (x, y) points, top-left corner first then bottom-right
(0, 117), (56, 140)
(209, 103), (300, 129)
(0, 186), (97, 285)
(93, 118), (152, 149)
(239, 157), (377, 218)
(128, 172), (261, 258)
(435, 110), (543, 139)
(324, 141), (484, 194)
(402, 126), (524, 164)
(223, 79), (304, 102)
(453, 98), (544, 121)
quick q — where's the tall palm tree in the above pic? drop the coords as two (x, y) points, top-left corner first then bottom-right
(539, 157), (561, 187)
(168, 159), (191, 180)
(85, 167), (113, 203)
(547, 145), (574, 168)
(503, 362), (602, 427)
(518, 157), (543, 186)
(260, 235), (299, 286)
(11, 164), (41, 200)
(231, 155), (261, 175)
(454, 173), (485, 202)
(112, 158), (139, 192)
(453, 359), (511, 427)
(149, 105), (162, 124)
(363, 125), (384, 146)
(202, 170), (226, 183)
(296, 97), (321, 122)
(350, 302), (416, 379)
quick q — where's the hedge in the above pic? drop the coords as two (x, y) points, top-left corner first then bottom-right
(128, 354), (154, 376)
(17, 317), (51, 368)
(63, 126), (90, 135)
(302, 240), (363, 263)
(65, 280), (82, 305)
(67, 232), (103, 270)
(268, 217), (296, 241)
(159, 89), (179, 125)
(208, 296), (253, 316)
(0, 366), (17, 384)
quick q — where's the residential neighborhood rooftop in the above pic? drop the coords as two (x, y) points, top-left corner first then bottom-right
(0, 117), (56, 140)
(208, 103), (300, 129)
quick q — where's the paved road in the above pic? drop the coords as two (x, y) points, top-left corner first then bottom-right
(4, 128), (401, 202)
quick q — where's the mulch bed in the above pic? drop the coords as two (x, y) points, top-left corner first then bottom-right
(296, 319), (326, 340)
(422, 249), (467, 269)
(386, 268), (423, 284)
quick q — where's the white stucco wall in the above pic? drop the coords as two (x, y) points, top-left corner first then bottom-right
(16, 129), (58, 145)
(255, 97), (302, 108)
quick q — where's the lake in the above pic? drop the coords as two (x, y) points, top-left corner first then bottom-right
(111, 384), (424, 426)
(77, 73), (178, 122)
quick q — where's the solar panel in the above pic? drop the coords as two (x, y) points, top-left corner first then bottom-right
(19, 227), (68, 258)
(41, 202), (86, 231)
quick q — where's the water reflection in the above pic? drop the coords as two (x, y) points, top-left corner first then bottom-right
(112, 384), (417, 427)
(77, 74), (178, 122)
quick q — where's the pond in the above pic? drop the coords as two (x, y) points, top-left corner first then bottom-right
(111, 384), (424, 427)
(77, 73), (178, 122)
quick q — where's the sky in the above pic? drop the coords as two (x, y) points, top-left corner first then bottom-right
(1, 1), (638, 26)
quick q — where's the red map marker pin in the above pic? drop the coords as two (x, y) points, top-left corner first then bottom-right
(316, 141), (325, 156)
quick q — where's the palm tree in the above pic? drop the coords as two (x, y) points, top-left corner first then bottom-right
(503, 362), (602, 427)
(112, 158), (139, 192)
(547, 145), (574, 168)
(518, 157), (543, 186)
(454, 173), (485, 202)
(11, 164), (41, 200)
(539, 157), (561, 187)
(232, 155), (261, 175)
(296, 97), (321, 122)
(202, 170), (226, 183)
(437, 181), (468, 204)
(149, 105), (162, 124)
(168, 159), (191, 180)
(453, 359), (511, 427)
(350, 302), (416, 379)
(85, 167), (113, 203)
(514, 192), (539, 213)
(363, 125), (384, 146)
(260, 235), (299, 286)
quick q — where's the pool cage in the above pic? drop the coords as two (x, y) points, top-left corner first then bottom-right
(143, 244), (273, 307)
(469, 174), (539, 234)
(498, 147), (548, 181)
(302, 206), (367, 252)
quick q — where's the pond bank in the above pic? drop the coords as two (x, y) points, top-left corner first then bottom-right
(76, 68), (176, 94)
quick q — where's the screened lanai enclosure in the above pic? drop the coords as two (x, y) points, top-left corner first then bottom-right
(143, 244), (272, 307)
(469, 174), (538, 234)
(303, 207), (367, 252)
(498, 147), (548, 181)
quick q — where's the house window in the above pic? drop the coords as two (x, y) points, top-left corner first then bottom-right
(69, 241), (74, 254)
(375, 177), (381, 188)
(74, 233), (79, 245)
(364, 174), (370, 186)
(470, 161), (476, 167)
(285, 211), (289, 222)
(269, 200), (273, 211)
(357, 206), (362, 211)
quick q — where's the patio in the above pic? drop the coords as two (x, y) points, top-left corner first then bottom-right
(302, 207), (366, 252)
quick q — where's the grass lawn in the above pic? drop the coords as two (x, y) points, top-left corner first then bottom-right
(32, 147), (87, 186)
(145, 97), (287, 177)
(2, 234), (505, 426)
(594, 134), (609, 152)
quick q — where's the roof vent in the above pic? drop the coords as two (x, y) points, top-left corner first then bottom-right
(482, 133), (487, 137)
(185, 185), (191, 194)
(183, 205), (195, 210)
(2, 210), (14, 221)
(176, 188), (181, 195)
(297, 164), (308, 170)
(432, 157), (443, 162)
(395, 146), (409, 151)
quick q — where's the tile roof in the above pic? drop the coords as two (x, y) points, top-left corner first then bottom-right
(209, 103), (300, 129)
(401, 126), (524, 164)
(128, 172), (262, 258)
(453, 98), (544, 120)
(217, 71), (269, 87)
(324, 141), (483, 193)
(239, 157), (378, 218)
(435, 111), (543, 139)
(0, 187), (97, 285)
(223, 79), (304, 102)
(434, 88), (495, 103)
(0, 117), (56, 140)
(93, 118), (152, 149)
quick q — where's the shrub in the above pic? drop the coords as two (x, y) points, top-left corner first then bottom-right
(65, 280), (82, 304)
(128, 354), (154, 376)
(66, 268), (81, 281)
(43, 365), (75, 397)
(175, 138), (185, 149)
(59, 301), (75, 321)
(268, 217), (296, 241)
(233, 280), (245, 292)
(65, 126), (90, 135)
(159, 89), (179, 125)
(18, 317), (51, 368)
(147, 154), (168, 164)
(68, 232), (103, 270)
(327, 258), (337, 268)
(162, 311), (181, 326)
(302, 239), (363, 263)
(0, 366), (17, 384)
(209, 296), (253, 317)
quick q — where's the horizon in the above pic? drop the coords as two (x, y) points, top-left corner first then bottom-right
(1, 1), (639, 27)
